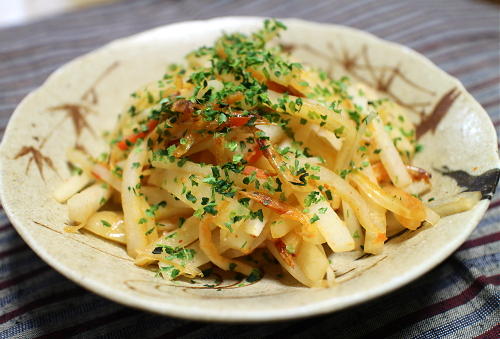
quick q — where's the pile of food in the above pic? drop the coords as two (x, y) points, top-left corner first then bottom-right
(54, 20), (479, 287)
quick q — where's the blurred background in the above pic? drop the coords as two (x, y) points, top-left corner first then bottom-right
(0, 0), (118, 27)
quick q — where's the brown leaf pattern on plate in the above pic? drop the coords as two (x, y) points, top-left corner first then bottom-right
(416, 87), (461, 138)
(14, 146), (58, 180)
(284, 42), (437, 115)
(13, 62), (119, 181)
(81, 61), (120, 105)
(49, 104), (95, 138)
(283, 42), (466, 140)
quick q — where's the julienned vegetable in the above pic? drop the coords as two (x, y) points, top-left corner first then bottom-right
(54, 19), (480, 287)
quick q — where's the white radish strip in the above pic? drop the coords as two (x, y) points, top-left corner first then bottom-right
(84, 211), (125, 244)
(295, 191), (354, 252)
(424, 206), (441, 225)
(198, 216), (255, 276)
(427, 191), (480, 218)
(242, 216), (266, 237)
(150, 155), (286, 199)
(267, 91), (356, 137)
(140, 186), (193, 219)
(66, 148), (94, 173)
(386, 212), (406, 236)
(363, 197), (387, 254)
(67, 183), (112, 224)
(222, 226), (269, 258)
(357, 164), (388, 251)
(257, 125), (286, 144)
(265, 240), (320, 288)
(246, 226), (269, 253)
(364, 230), (385, 255)
(267, 91), (357, 172)
(158, 216), (200, 249)
(295, 241), (329, 282)
(316, 166), (384, 233)
(184, 137), (214, 156)
(335, 112), (371, 171)
(149, 153), (210, 176)
(370, 116), (412, 187)
(92, 163), (122, 192)
(242, 202), (268, 237)
(157, 241), (209, 279)
(342, 201), (364, 250)
(122, 145), (157, 257)
(312, 124), (342, 151)
(159, 170), (247, 231)
(53, 172), (93, 203)
(270, 218), (298, 238)
(219, 227), (256, 253)
(350, 173), (425, 221)
(155, 219), (179, 232)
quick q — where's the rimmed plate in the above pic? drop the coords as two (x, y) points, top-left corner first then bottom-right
(0, 17), (498, 322)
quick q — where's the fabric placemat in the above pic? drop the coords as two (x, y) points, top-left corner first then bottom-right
(0, 0), (498, 338)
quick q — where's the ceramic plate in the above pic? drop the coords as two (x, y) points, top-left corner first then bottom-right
(1, 17), (498, 322)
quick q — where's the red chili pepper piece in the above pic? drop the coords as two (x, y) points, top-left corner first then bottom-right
(227, 116), (251, 127)
(117, 120), (158, 151)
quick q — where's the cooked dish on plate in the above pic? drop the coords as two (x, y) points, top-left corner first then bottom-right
(53, 20), (480, 287)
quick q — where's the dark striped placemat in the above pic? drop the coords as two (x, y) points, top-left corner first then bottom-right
(0, 0), (499, 338)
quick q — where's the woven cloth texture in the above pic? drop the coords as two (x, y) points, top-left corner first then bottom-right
(0, 0), (498, 338)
